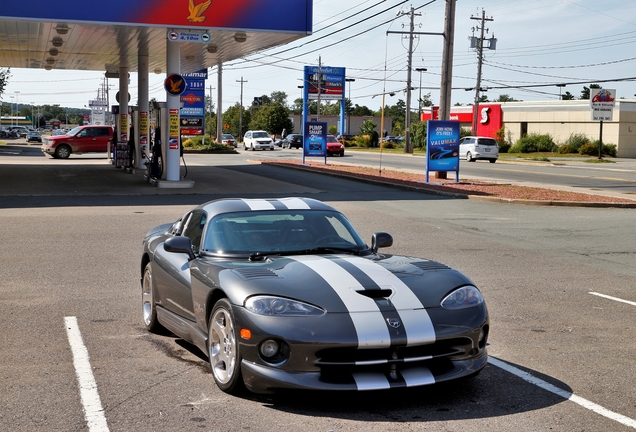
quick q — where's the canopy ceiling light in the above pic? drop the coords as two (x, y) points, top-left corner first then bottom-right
(45, 57), (56, 65)
(185, 55), (195, 61)
(206, 44), (218, 53)
(44, 65), (52, 70)
(234, 32), (247, 43)
(55, 24), (69, 35)
(154, 68), (162, 74)
(49, 48), (59, 56)
(52, 36), (64, 47)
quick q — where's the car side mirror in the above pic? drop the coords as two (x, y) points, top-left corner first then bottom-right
(164, 236), (196, 261)
(371, 232), (393, 254)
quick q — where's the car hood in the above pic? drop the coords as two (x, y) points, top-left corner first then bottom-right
(192, 253), (474, 312)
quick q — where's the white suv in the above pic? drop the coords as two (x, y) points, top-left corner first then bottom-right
(459, 136), (499, 163)
(243, 130), (274, 151)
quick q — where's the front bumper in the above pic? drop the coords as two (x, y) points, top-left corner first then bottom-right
(241, 351), (488, 393)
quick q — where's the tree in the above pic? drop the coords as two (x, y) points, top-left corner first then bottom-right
(496, 94), (519, 102)
(269, 91), (288, 107)
(580, 84), (601, 100)
(223, 103), (251, 139)
(561, 91), (575, 101)
(359, 119), (378, 147)
(249, 102), (292, 136)
(0, 68), (10, 99)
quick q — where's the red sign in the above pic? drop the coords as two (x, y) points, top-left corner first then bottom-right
(180, 128), (203, 135)
(180, 93), (203, 104)
(421, 104), (503, 138)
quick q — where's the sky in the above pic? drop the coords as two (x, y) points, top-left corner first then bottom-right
(4, 0), (636, 112)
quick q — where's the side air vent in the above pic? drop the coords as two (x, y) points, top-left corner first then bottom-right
(232, 268), (281, 280)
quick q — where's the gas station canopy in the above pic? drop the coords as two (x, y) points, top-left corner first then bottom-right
(0, 0), (312, 74)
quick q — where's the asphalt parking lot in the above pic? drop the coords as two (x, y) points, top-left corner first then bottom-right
(1, 150), (636, 431)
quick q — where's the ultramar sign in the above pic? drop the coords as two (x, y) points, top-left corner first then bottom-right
(590, 88), (616, 121)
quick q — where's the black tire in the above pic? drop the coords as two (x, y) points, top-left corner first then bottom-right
(489, 159), (497, 163)
(141, 263), (164, 333)
(55, 145), (71, 159)
(466, 151), (474, 162)
(208, 298), (244, 394)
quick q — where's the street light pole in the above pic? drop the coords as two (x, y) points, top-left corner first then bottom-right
(14, 91), (20, 126)
(415, 68), (427, 117)
(345, 78), (355, 135)
(9, 96), (14, 126)
(31, 102), (35, 128)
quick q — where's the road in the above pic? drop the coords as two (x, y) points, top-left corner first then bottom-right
(242, 148), (636, 199)
(1, 150), (636, 431)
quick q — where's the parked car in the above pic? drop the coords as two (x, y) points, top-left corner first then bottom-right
(243, 130), (274, 151)
(140, 197), (489, 394)
(51, 129), (67, 136)
(221, 134), (238, 148)
(326, 134), (345, 156)
(1, 126), (29, 138)
(26, 131), (42, 143)
(41, 125), (114, 159)
(336, 133), (356, 142)
(282, 134), (303, 149)
(459, 136), (499, 163)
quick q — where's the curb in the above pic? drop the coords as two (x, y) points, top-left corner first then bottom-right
(264, 162), (636, 209)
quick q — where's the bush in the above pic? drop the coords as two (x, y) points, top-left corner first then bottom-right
(578, 142), (598, 156)
(382, 141), (396, 149)
(494, 126), (511, 153)
(509, 133), (557, 153)
(558, 144), (578, 154)
(580, 141), (617, 157)
(563, 132), (590, 151)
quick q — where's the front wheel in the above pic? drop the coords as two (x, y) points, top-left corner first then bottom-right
(55, 145), (71, 159)
(142, 263), (164, 333)
(489, 159), (497, 163)
(208, 299), (243, 394)
(466, 151), (474, 162)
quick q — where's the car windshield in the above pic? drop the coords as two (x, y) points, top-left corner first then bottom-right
(67, 126), (82, 136)
(253, 131), (270, 138)
(326, 136), (339, 143)
(222, 134), (233, 139)
(201, 210), (367, 255)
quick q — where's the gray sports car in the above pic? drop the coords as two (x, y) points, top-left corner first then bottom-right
(140, 198), (489, 394)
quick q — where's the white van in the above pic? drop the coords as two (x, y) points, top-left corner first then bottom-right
(459, 136), (499, 163)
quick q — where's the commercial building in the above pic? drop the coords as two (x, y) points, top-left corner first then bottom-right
(422, 100), (636, 158)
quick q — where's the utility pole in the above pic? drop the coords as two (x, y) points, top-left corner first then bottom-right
(470, 10), (495, 135)
(388, 7), (443, 153)
(439, 0), (457, 121)
(236, 76), (247, 141)
(316, 56), (322, 121)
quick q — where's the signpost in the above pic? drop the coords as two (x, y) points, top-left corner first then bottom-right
(425, 120), (460, 183)
(590, 88), (615, 159)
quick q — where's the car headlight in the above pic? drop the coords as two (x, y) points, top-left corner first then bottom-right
(441, 286), (484, 309)
(245, 296), (325, 316)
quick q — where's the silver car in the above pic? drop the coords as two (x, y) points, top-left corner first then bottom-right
(243, 130), (274, 151)
(459, 136), (499, 163)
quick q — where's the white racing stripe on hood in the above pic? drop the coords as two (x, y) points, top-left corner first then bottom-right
(242, 199), (275, 210)
(339, 256), (436, 346)
(289, 255), (391, 348)
(279, 197), (311, 209)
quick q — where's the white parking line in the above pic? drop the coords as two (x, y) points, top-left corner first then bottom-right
(64, 316), (109, 432)
(589, 292), (636, 307)
(489, 357), (636, 429)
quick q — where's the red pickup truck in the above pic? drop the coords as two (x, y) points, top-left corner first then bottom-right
(41, 125), (114, 159)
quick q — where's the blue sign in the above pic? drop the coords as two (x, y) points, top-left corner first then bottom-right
(426, 120), (460, 182)
(164, 74), (186, 95)
(303, 122), (327, 162)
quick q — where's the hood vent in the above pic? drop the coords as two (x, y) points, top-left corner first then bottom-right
(410, 261), (451, 271)
(356, 289), (393, 299)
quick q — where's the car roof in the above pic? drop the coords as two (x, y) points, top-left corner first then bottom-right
(197, 197), (338, 217)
